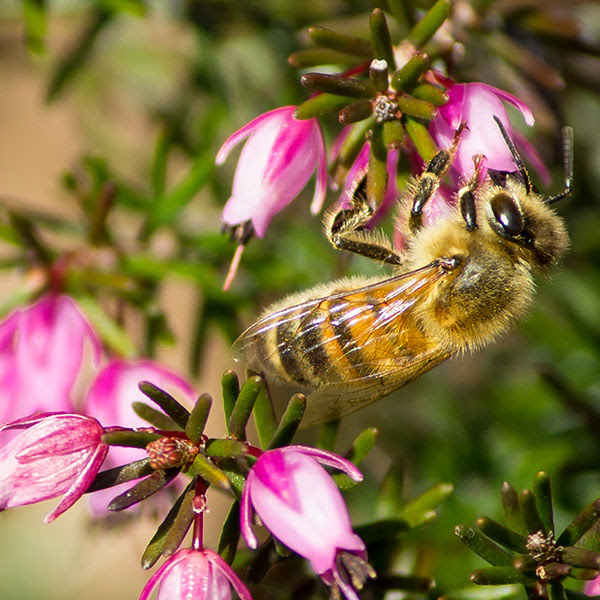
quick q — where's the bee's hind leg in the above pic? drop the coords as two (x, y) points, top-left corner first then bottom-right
(324, 177), (404, 266)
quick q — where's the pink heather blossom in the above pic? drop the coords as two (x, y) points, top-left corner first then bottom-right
(0, 294), (102, 423)
(84, 359), (195, 513)
(0, 412), (108, 523)
(337, 141), (400, 226)
(139, 548), (252, 600)
(429, 82), (549, 183)
(241, 445), (366, 599)
(216, 106), (327, 238)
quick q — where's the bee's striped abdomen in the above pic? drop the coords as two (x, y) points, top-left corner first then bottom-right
(262, 289), (388, 387)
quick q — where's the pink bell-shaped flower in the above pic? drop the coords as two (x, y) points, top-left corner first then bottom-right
(216, 106), (327, 238)
(139, 548), (252, 600)
(0, 412), (108, 523)
(241, 445), (373, 600)
(337, 141), (400, 226)
(429, 82), (548, 183)
(0, 294), (102, 423)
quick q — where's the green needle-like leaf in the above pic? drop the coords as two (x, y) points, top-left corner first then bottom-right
(142, 151), (213, 237)
(108, 468), (180, 511)
(295, 94), (357, 119)
(268, 393), (306, 449)
(399, 483), (453, 528)
(205, 439), (248, 458)
(221, 370), (240, 432)
(502, 482), (527, 535)
(132, 402), (179, 430)
(162, 481), (196, 557)
(390, 52), (430, 91)
(76, 294), (137, 358)
(218, 501), (241, 565)
(367, 123), (388, 209)
(333, 427), (378, 490)
(339, 100), (374, 125)
(377, 463), (404, 519)
(476, 517), (529, 554)
(192, 454), (231, 492)
(520, 489), (547, 535)
(86, 459), (154, 493)
(397, 95), (437, 120)
(470, 567), (532, 586)
(558, 499), (600, 547)
(186, 393), (212, 444)
(338, 116), (376, 167)
(318, 419), (340, 452)
(288, 48), (357, 68)
(22, 0), (47, 55)
(252, 380), (277, 449)
(355, 519), (410, 544)
(138, 382), (190, 430)
(533, 472), (555, 534)
(455, 525), (514, 567)
(412, 82), (449, 105)
(101, 429), (161, 448)
(370, 8), (396, 71)
(228, 376), (262, 440)
(142, 483), (191, 569)
(307, 26), (373, 57)
(46, 8), (113, 101)
(562, 547), (600, 570)
(404, 117), (437, 162)
(406, 0), (452, 48)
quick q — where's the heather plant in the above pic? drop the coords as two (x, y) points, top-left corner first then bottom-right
(1, 1), (600, 600)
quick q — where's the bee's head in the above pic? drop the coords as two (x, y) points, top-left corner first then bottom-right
(485, 182), (569, 272)
(484, 117), (572, 271)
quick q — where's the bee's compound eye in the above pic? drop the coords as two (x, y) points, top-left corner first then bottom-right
(491, 193), (524, 237)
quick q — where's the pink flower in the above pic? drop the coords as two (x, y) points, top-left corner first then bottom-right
(0, 412), (108, 523)
(241, 445), (369, 599)
(216, 106), (327, 238)
(84, 359), (196, 513)
(139, 548), (252, 600)
(338, 142), (400, 226)
(429, 82), (548, 183)
(0, 294), (102, 423)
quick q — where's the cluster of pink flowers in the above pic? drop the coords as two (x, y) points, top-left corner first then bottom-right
(0, 293), (370, 599)
(0, 294), (196, 519)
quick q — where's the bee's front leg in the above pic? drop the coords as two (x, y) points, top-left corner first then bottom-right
(408, 122), (466, 233)
(457, 154), (484, 231)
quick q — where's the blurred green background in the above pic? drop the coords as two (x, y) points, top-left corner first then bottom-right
(0, 1), (600, 599)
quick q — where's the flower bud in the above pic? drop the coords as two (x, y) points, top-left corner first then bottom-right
(0, 413), (108, 522)
(139, 548), (252, 600)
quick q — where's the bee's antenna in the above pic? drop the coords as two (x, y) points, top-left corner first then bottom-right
(547, 126), (574, 204)
(493, 115), (532, 194)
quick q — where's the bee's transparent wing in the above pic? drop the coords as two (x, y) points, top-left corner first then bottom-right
(232, 260), (451, 423)
(301, 347), (451, 426)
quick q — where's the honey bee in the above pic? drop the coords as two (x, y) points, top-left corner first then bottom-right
(233, 118), (573, 426)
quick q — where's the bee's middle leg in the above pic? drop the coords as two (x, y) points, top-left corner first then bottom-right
(325, 185), (404, 266)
